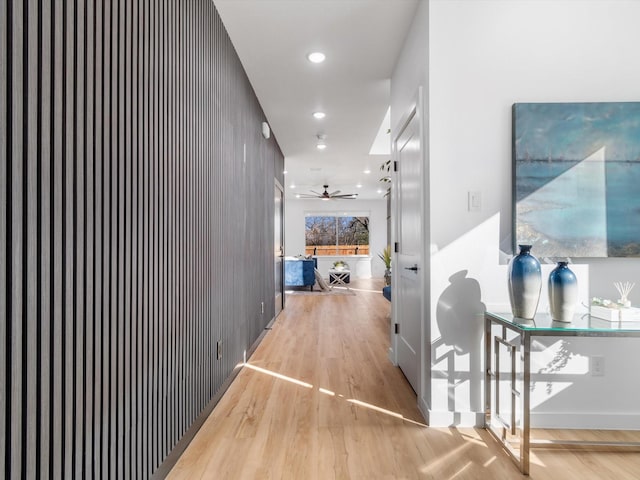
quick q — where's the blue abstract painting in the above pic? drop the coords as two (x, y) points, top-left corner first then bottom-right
(513, 102), (640, 257)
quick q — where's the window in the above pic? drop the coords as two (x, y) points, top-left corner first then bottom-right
(305, 214), (369, 256)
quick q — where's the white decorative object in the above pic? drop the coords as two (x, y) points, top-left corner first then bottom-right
(590, 305), (621, 322)
(591, 303), (640, 322)
(614, 281), (635, 308)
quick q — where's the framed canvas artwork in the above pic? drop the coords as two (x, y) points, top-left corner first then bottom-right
(513, 102), (640, 257)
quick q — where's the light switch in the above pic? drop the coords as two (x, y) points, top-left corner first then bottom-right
(468, 191), (481, 212)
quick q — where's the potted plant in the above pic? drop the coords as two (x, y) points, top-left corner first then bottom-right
(378, 246), (392, 286)
(333, 260), (348, 271)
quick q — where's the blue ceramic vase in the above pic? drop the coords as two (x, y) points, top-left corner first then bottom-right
(548, 261), (578, 323)
(508, 245), (542, 320)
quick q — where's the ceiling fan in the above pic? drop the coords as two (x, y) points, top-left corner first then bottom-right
(297, 184), (358, 200)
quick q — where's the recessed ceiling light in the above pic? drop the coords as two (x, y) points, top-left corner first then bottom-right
(377, 189), (384, 194)
(289, 184), (296, 189)
(307, 52), (326, 63)
(363, 169), (371, 174)
(283, 170), (288, 174)
(313, 112), (326, 119)
(296, 194), (301, 199)
(316, 143), (327, 150)
(356, 184), (363, 188)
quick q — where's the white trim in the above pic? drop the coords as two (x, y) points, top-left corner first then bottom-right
(530, 412), (640, 430)
(424, 411), (640, 429)
(390, 86), (428, 414)
(388, 347), (397, 366)
(418, 396), (430, 424)
(427, 409), (485, 427)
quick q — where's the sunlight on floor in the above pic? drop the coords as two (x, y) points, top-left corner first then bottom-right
(483, 456), (497, 467)
(450, 461), (473, 479)
(335, 286), (382, 293)
(244, 363), (313, 389)
(420, 441), (473, 474)
(346, 398), (428, 427)
(244, 362), (428, 428)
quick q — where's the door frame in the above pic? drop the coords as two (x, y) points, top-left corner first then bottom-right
(274, 179), (285, 317)
(390, 86), (430, 420)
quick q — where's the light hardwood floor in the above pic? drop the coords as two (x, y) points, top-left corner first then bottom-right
(168, 279), (640, 479)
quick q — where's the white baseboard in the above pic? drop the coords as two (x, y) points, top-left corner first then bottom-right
(388, 346), (397, 366)
(424, 410), (640, 429)
(530, 412), (640, 430)
(427, 409), (485, 427)
(418, 396), (430, 424)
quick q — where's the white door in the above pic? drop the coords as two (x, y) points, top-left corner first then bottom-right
(274, 183), (284, 316)
(395, 108), (422, 393)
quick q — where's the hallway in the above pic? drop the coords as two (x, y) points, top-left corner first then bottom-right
(167, 279), (640, 479)
(166, 279), (512, 479)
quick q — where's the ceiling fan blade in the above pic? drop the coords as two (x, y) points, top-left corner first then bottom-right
(329, 190), (341, 196)
(333, 194), (358, 198)
(310, 190), (323, 196)
(297, 194), (319, 198)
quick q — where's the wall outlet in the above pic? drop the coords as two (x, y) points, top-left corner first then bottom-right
(591, 355), (605, 376)
(217, 340), (223, 360)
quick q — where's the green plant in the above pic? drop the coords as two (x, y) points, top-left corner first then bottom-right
(378, 246), (391, 269)
(379, 159), (391, 197)
(333, 260), (347, 268)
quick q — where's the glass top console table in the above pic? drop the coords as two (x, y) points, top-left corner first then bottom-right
(484, 311), (640, 475)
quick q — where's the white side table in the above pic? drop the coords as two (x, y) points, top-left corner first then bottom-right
(328, 269), (351, 290)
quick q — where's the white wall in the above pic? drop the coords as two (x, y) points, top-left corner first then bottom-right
(392, 0), (640, 427)
(284, 198), (388, 278)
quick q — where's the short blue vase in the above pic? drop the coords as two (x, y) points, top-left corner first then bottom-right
(548, 261), (578, 323)
(508, 245), (542, 320)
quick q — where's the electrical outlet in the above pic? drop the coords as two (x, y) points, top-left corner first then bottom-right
(591, 355), (605, 376)
(217, 340), (223, 360)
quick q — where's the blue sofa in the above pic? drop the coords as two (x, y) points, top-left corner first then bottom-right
(284, 258), (317, 290)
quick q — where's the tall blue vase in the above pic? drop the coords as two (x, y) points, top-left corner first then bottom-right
(508, 245), (542, 320)
(548, 261), (578, 323)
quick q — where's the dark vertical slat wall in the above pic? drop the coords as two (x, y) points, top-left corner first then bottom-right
(1, 0), (284, 478)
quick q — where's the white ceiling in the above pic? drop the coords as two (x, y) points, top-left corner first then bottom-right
(213, 0), (419, 200)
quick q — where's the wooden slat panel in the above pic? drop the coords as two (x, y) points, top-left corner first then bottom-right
(101, 1), (112, 477)
(83, 0), (95, 477)
(10, 0), (25, 476)
(109, 1), (118, 476)
(73, 0), (86, 476)
(123, 1), (132, 478)
(132, 1), (142, 477)
(93, 1), (101, 471)
(140, 0), (149, 471)
(148, 0), (157, 473)
(107, 1), (115, 474)
(1, 1), (285, 477)
(38, 0), (52, 477)
(116, 1), (126, 477)
(62, 1), (74, 475)
(0, 1), (7, 476)
(26, 0), (39, 478)
(92, 2), (104, 476)
(51, 1), (64, 477)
